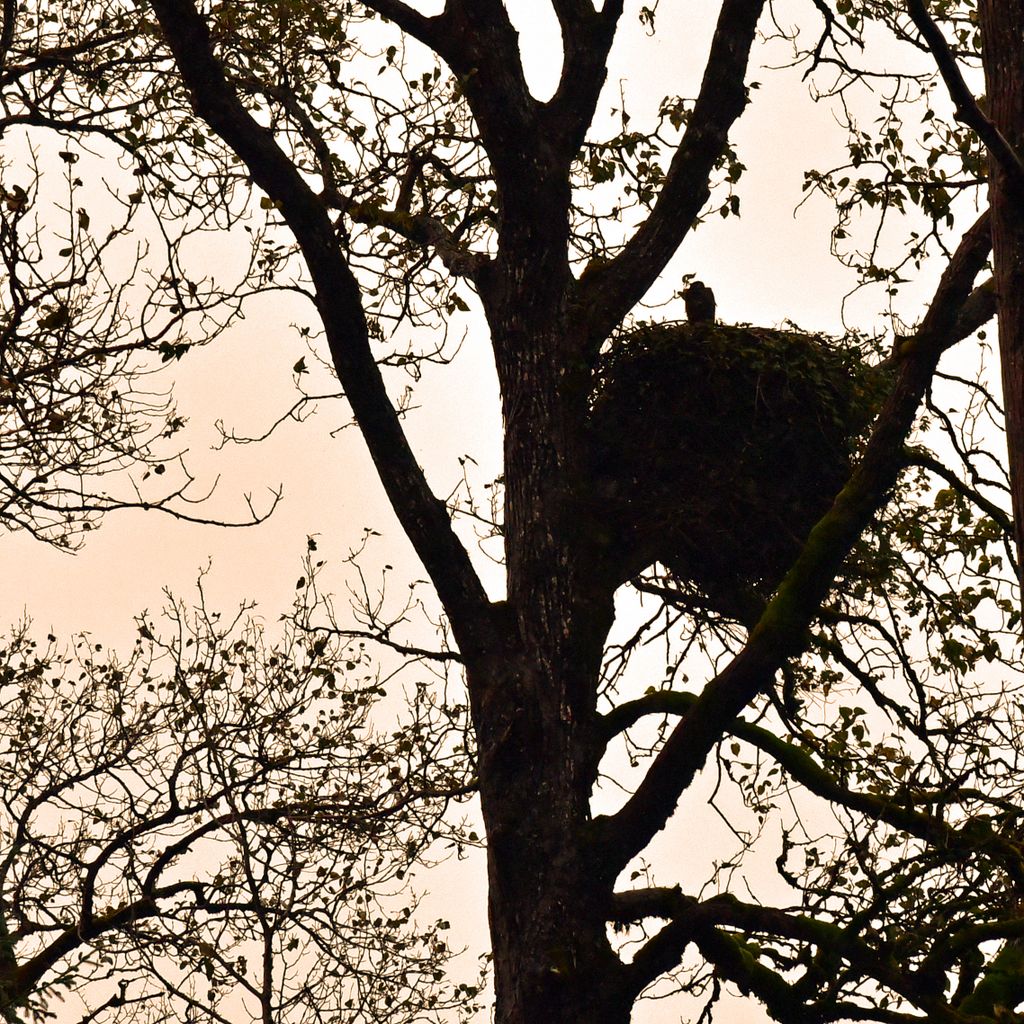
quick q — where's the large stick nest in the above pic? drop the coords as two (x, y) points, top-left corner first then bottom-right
(588, 321), (885, 617)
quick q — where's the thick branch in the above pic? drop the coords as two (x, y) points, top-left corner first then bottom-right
(954, 275), (997, 339)
(690, 921), (965, 1024)
(11, 891), (163, 1002)
(692, 925), (822, 1023)
(147, 0), (495, 659)
(623, 899), (832, 1019)
(543, 0), (624, 162)
(356, 0), (453, 56)
(435, 2), (538, 176)
(578, 0), (766, 344)
(589, 212), (992, 877)
(906, 0), (1024, 195)
(361, 0), (536, 141)
(617, 889), (969, 1021)
(600, 689), (1022, 876)
(549, 0), (593, 22)
(958, 940), (1024, 1019)
(348, 202), (490, 281)
(600, 688), (697, 743)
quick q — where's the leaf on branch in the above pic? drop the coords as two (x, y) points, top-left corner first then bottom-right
(157, 340), (192, 362)
(38, 305), (70, 330)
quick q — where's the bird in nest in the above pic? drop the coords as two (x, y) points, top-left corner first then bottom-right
(684, 280), (716, 324)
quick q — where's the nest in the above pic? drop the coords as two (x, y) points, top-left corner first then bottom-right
(587, 321), (884, 617)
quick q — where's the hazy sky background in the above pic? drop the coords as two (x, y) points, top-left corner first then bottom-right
(1, 3), (981, 1021)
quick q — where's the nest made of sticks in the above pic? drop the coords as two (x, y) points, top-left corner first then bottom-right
(588, 321), (884, 617)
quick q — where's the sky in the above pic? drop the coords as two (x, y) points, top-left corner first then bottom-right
(0, 2), (986, 1022)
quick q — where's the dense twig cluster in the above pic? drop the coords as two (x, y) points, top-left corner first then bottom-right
(0, 577), (481, 1023)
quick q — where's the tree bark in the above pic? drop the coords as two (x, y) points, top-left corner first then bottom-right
(979, 1), (1024, 585)
(471, 194), (630, 1024)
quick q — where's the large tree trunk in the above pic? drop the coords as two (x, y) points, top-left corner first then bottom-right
(979, 2), (1024, 584)
(468, 171), (630, 1021)
(469, 403), (626, 1024)
(472, 644), (630, 1024)
(475, 396), (626, 1019)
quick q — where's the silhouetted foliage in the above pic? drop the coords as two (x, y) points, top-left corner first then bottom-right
(2, 3), (1024, 1024)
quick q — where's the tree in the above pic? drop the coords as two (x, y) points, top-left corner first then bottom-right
(0, 3), (292, 549)
(0, 573), (480, 1023)
(6, 2), (1024, 1023)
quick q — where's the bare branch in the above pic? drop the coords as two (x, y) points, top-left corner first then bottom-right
(147, 0), (496, 658)
(357, 0), (451, 54)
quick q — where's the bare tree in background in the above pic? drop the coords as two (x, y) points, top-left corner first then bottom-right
(0, 573), (480, 1023)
